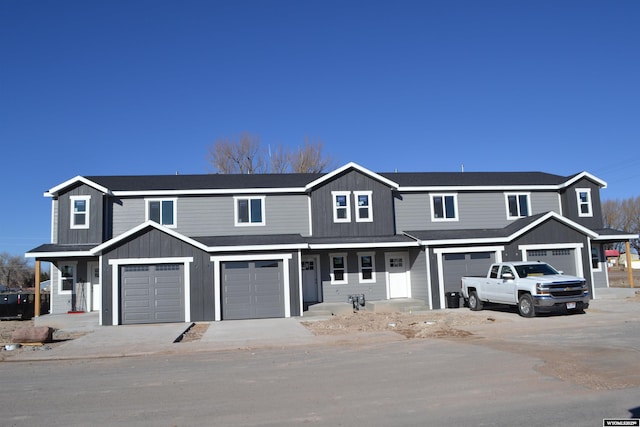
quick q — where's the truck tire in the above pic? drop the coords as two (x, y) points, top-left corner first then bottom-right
(468, 291), (483, 311)
(518, 294), (535, 318)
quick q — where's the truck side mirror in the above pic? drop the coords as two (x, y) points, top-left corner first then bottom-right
(502, 272), (514, 280)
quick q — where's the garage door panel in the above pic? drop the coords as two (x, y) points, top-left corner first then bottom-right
(527, 249), (576, 275)
(121, 264), (184, 324)
(222, 260), (285, 320)
(442, 252), (495, 293)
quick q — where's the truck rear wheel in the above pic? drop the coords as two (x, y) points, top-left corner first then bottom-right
(468, 291), (483, 311)
(518, 294), (535, 318)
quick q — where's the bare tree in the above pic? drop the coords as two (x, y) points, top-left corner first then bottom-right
(0, 252), (33, 289)
(602, 196), (640, 253)
(289, 138), (333, 173)
(207, 133), (267, 174)
(268, 143), (290, 174)
(207, 133), (332, 174)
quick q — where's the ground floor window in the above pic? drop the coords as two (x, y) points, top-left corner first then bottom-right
(358, 252), (375, 283)
(330, 253), (347, 284)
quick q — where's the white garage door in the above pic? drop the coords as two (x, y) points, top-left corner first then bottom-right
(121, 264), (184, 324)
(527, 249), (577, 276)
(222, 260), (285, 320)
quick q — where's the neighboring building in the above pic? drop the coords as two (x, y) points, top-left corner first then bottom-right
(26, 162), (636, 325)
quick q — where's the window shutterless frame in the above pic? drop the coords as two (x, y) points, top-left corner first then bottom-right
(330, 253), (348, 284)
(70, 195), (90, 229)
(234, 196), (266, 226)
(358, 252), (376, 283)
(354, 191), (373, 222)
(576, 188), (593, 217)
(430, 193), (458, 222)
(332, 191), (351, 223)
(504, 192), (531, 219)
(145, 198), (177, 228)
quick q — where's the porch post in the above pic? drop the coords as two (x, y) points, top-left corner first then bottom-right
(35, 260), (41, 317)
(625, 241), (634, 288)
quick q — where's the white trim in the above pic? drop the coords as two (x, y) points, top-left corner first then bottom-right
(46, 176), (111, 197)
(357, 251), (376, 283)
(519, 243), (584, 278)
(301, 254), (322, 307)
(70, 195), (91, 229)
(26, 250), (94, 258)
(307, 195), (313, 235)
(305, 162), (399, 191)
(562, 171), (607, 189)
(310, 241), (419, 250)
(233, 195), (266, 227)
(57, 261), (78, 295)
(575, 188), (593, 217)
(409, 211), (599, 246)
(108, 257), (194, 326)
(98, 256), (103, 325)
(145, 197), (178, 228)
(210, 253), (294, 321)
(504, 192), (531, 220)
(354, 191), (373, 222)
(424, 247), (433, 310)
(113, 187), (306, 197)
(329, 253), (348, 284)
(92, 221), (210, 254)
(430, 193), (458, 222)
(434, 246), (504, 309)
(332, 191), (351, 223)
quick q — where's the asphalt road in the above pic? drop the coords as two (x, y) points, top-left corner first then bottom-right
(3, 304), (640, 427)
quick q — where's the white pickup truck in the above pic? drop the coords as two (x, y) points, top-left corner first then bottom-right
(460, 261), (590, 317)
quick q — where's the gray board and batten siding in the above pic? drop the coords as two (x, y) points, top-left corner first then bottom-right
(394, 190), (561, 232)
(310, 170), (396, 238)
(111, 194), (310, 238)
(560, 177), (604, 230)
(56, 184), (105, 245)
(100, 227), (215, 325)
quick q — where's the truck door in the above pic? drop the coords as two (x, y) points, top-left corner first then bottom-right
(494, 265), (517, 304)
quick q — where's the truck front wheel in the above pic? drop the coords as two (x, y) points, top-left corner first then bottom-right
(469, 291), (483, 311)
(518, 294), (536, 318)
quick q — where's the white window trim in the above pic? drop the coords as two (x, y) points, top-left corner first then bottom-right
(354, 191), (373, 222)
(145, 198), (178, 228)
(57, 261), (77, 295)
(330, 253), (348, 284)
(233, 195), (266, 227)
(332, 191), (351, 223)
(358, 251), (376, 283)
(430, 193), (459, 222)
(576, 188), (593, 217)
(504, 192), (531, 220)
(70, 195), (90, 229)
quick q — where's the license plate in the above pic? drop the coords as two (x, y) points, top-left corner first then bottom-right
(566, 302), (576, 309)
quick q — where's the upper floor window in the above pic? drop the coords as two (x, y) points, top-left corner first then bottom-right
(576, 189), (593, 217)
(70, 196), (90, 229)
(431, 194), (458, 221)
(358, 252), (376, 283)
(234, 196), (265, 226)
(330, 253), (347, 284)
(354, 191), (373, 222)
(146, 198), (176, 227)
(505, 193), (530, 219)
(332, 191), (351, 223)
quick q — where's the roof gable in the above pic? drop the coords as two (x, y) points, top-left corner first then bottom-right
(305, 162), (399, 191)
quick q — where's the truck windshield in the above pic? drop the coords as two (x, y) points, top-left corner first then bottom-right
(514, 263), (559, 277)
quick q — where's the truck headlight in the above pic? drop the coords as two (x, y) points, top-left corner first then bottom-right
(536, 283), (550, 295)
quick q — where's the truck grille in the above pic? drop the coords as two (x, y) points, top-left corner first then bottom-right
(547, 281), (585, 298)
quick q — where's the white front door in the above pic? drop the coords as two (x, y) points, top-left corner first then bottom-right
(89, 263), (101, 312)
(302, 257), (320, 302)
(387, 253), (410, 299)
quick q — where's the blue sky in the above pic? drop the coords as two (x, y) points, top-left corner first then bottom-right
(1, 0), (638, 257)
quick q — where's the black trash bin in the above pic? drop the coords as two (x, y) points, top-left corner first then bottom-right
(445, 292), (461, 308)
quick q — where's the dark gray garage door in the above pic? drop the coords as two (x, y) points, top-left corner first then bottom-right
(121, 264), (184, 324)
(222, 260), (284, 320)
(442, 252), (495, 293)
(527, 249), (577, 276)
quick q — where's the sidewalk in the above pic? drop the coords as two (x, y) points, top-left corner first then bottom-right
(4, 287), (638, 361)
